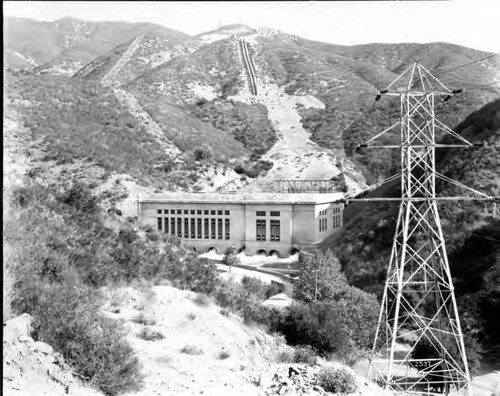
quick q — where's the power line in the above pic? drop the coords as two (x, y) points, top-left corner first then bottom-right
(433, 53), (498, 77)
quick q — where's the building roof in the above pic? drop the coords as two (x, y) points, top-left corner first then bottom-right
(138, 192), (345, 205)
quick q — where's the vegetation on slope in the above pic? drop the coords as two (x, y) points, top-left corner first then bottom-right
(5, 72), (229, 190)
(189, 99), (278, 160)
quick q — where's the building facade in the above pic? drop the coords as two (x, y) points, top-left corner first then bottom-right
(137, 193), (344, 257)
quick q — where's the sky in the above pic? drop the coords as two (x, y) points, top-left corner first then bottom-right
(4, 0), (500, 53)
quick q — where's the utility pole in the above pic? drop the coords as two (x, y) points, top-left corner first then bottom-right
(348, 61), (497, 396)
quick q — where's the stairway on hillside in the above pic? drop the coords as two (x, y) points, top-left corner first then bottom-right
(238, 38), (258, 96)
(101, 35), (144, 86)
(113, 88), (182, 159)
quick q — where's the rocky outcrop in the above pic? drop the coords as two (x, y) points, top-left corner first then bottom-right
(3, 314), (102, 396)
(256, 365), (325, 396)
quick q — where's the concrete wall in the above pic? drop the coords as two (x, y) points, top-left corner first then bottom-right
(138, 200), (344, 258)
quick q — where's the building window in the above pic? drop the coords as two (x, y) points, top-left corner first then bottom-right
(197, 210), (202, 215)
(184, 218), (189, 238)
(191, 218), (195, 238)
(217, 210), (222, 215)
(190, 210), (194, 215)
(256, 211), (266, 216)
(164, 209), (168, 214)
(177, 209), (182, 214)
(177, 218), (182, 237)
(171, 218), (176, 235)
(211, 219), (216, 239)
(204, 218), (209, 239)
(211, 210), (216, 215)
(270, 220), (280, 241)
(225, 219), (230, 239)
(164, 217), (169, 233)
(157, 209), (162, 214)
(225, 210), (230, 215)
(197, 218), (202, 238)
(204, 210), (209, 215)
(184, 210), (188, 215)
(270, 211), (280, 217)
(157, 217), (162, 231)
(217, 218), (223, 239)
(256, 220), (266, 241)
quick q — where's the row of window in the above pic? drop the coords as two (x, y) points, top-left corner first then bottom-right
(256, 220), (281, 241)
(319, 214), (343, 232)
(319, 207), (342, 217)
(158, 217), (230, 240)
(256, 211), (280, 217)
(158, 209), (230, 216)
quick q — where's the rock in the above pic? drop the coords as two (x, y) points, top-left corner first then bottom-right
(34, 341), (54, 355)
(289, 367), (300, 377)
(3, 313), (33, 342)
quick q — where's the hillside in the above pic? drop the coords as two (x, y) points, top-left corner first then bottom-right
(4, 17), (190, 74)
(7, 19), (497, 192)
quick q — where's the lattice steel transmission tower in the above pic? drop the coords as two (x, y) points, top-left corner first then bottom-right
(349, 61), (497, 396)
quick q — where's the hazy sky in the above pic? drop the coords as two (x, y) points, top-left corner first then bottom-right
(4, 0), (500, 53)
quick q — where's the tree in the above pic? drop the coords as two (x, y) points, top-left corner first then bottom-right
(222, 246), (239, 272)
(293, 250), (349, 303)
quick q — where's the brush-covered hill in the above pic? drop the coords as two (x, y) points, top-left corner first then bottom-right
(4, 16), (190, 74)
(6, 19), (499, 193)
(333, 99), (500, 369)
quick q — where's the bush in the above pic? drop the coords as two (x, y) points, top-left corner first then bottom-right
(222, 246), (239, 267)
(217, 350), (231, 360)
(316, 367), (357, 394)
(132, 312), (156, 326)
(180, 344), (204, 355)
(276, 302), (350, 359)
(12, 281), (142, 395)
(276, 347), (318, 364)
(193, 145), (213, 161)
(137, 327), (165, 341)
(192, 293), (210, 306)
(292, 345), (318, 364)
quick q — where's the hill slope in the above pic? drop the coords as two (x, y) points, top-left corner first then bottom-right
(4, 17), (190, 74)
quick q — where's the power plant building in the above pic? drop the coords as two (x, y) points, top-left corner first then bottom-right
(137, 193), (344, 257)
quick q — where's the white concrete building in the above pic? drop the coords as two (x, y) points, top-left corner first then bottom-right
(137, 193), (344, 257)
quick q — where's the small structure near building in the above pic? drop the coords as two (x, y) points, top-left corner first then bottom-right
(137, 192), (344, 258)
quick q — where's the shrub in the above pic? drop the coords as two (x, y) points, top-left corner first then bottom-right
(192, 293), (210, 306)
(276, 302), (350, 358)
(137, 327), (165, 341)
(292, 345), (318, 364)
(180, 344), (204, 355)
(217, 350), (231, 360)
(222, 246), (239, 267)
(316, 367), (357, 394)
(132, 312), (156, 326)
(12, 281), (142, 395)
(193, 145), (213, 161)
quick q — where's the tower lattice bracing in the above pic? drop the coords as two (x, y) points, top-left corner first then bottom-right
(361, 61), (479, 396)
